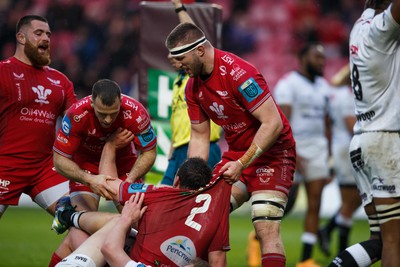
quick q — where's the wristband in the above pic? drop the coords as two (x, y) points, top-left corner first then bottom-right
(238, 143), (264, 169)
(175, 5), (187, 13)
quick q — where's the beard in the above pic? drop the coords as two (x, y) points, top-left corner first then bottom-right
(306, 63), (323, 78)
(24, 39), (51, 67)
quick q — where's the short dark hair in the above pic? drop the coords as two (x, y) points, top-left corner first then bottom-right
(92, 79), (121, 106)
(16, 15), (48, 33)
(298, 42), (322, 59)
(165, 22), (205, 50)
(176, 157), (212, 190)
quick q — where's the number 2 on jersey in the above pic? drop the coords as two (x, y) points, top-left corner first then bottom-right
(185, 194), (211, 231)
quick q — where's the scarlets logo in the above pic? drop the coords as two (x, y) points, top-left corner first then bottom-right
(209, 102), (228, 119)
(32, 85), (52, 104)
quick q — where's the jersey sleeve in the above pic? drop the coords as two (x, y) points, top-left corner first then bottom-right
(53, 111), (82, 157)
(234, 71), (272, 114)
(185, 78), (210, 124)
(124, 98), (157, 152)
(133, 125), (157, 152)
(64, 78), (77, 112)
(368, 6), (400, 54)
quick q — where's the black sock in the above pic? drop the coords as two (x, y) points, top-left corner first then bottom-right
(301, 243), (313, 261)
(338, 224), (351, 252)
(324, 212), (339, 234)
(328, 238), (382, 267)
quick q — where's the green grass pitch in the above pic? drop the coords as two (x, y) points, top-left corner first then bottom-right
(0, 172), (380, 267)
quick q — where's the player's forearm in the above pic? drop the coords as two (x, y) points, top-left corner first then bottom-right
(127, 147), (157, 182)
(188, 123), (210, 160)
(53, 151), (92, 185)
(208, 250), (227, 267)
(99, 141), (118, 177)
(101, 217), (132, 267)
(172, 0), (195, 24)
(238, 121), (282, 168)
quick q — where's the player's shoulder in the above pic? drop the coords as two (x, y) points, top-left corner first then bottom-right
(121, 94), (146, 111)
(67, 96), (92, 115)
(0, 57), (13, 68)
(43, 66), (71, 82)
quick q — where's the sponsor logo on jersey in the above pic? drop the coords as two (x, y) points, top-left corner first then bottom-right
(124, 99), (139, 111)
(258, 177), (270, 184)
(219, 65), (227, 75)
(136, 111), (150, 131)
(256, 166), (275, 177)
(350, 45), (358, 57)
(61, 116), (72, 136)
(20, 108), (56, 120)
(74, 255), (87, 262)
(75, 98), (89, 109)
(161, 236), (196, 266)
(221, 54), (234, 65)
(47, 77), (61, 86)
(13, 72), (24, 80)
(128, 183), (149, 193)
(372, 177), (396, 193)
(138, 126), (156, 147)
(73, 110), (88, 122)
(350, 148), (364, 172)
(216, 90), (229, 97)
(222, 121), (246, 132)
(123, 110), (132, 120)
(356, 110), (375, 122)
(56, 134), (68, 144)
(32, 85), (52, 105)
(230, 64), (246, 81)
(0, 179), (11, 189)
(239, 77), (263, 103)
(209, 102), (228, 119)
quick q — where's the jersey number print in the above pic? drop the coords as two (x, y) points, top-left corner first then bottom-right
(185, 194), (211, 231)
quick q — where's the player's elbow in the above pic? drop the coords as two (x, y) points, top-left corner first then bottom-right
(52, 151), (63, 173)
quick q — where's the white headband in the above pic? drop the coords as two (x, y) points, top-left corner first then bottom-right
(169, 36), (207, 57)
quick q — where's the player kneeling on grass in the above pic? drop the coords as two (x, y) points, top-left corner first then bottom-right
(52, 156), (231, 267)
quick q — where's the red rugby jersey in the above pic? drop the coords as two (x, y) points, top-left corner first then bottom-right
(0, 57), (76, 169)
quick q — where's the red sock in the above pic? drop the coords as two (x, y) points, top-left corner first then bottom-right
(262, 253), (286, 267)
(48, 252), (62, 267)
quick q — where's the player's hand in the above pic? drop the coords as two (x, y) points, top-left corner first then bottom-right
(121, 193), (147, 228)
(88, 174), (117, 200)
(219, 160), (243, 185)
(107, 128), (134, 149)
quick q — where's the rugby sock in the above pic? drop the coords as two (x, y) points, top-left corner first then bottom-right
(48, 252), (62, 267)
(300, 232), (316, 261)
(61, 210), (84, 229)
(324, 212), (339, 234)
(338, 225), (351, 252)
(336, 214), (353, 252)
(262, 253), (285, 267)
(328, 239), (382, 267)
